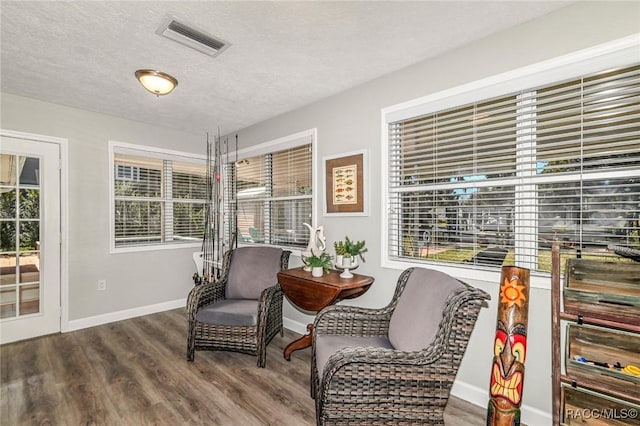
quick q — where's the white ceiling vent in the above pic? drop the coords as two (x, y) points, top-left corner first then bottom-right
(157, 18), (230, 57)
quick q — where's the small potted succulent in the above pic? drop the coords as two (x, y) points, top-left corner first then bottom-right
(303, 252), (333, 277)
(334, 241), (347, 266)
(343, 237), (367, 267)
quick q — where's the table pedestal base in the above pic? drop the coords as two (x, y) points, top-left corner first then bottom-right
(284, 324), (313, 361)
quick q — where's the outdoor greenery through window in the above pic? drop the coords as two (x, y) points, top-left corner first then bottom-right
(111, 145), (207, 249)
(387, 64), (640, 273)
(233, 143), (312, 249)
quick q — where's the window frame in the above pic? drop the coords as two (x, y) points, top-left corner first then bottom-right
(232, 128), (318, 256)
(109, 141), (207, 253)
(381, 35), (640, 289)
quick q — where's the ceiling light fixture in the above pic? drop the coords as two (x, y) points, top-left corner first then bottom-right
(135, 69), (178, 96)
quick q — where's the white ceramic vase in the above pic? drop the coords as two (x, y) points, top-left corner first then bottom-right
(311, 266), (324, 277)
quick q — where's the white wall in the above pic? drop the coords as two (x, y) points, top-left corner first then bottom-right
(228, 2), (640, 424)
(1, 94), (204, 324)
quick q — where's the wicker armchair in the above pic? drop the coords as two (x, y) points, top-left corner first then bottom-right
(311, 267), (490, 425)
(187, 246), (291, 367)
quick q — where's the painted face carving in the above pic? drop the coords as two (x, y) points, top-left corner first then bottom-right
(491, 321), (527, 406)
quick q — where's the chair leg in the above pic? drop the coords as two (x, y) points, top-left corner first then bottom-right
(310, 384), (315, 399)
(187, 345), (195, 362)
(257, 341), (266, 368)
(187, 322), (195, 362)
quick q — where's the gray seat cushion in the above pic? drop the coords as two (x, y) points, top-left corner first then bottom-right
(388, 268), (464, 352)
(195, 299), (259, 326)
(315, 335), (393, 378)
(226, 246), (283, 299)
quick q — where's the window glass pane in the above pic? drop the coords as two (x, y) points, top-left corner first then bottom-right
(237, 201), (265, 243)
(173, 162), (207, 200)
(19, 283), (39, 315)
(392, 97), (517, 188)
(270, 199), (312, 247)
(0, 253), (17, 285)
(539, 178), (640, 249)
(19, 189), (39, 219)
(19, 221), (39, 251)
(114, 200), (162, 246)
(0, 222), (15, 252)
(272, 145), (312, 197)
(536, 66), (640, 175)
(391, 186), (514, 266)
(18, 157), (39, 186)
(0, 287), (16, 319)
(0, 154), (19, 186)
(236, 155), (266, 199)
(0, 189), (16, 219)
(173, 202), (205, 240)
(19, 252), (39, 284)
(114, 154), (162, 198)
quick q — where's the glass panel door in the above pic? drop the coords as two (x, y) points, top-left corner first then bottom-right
(0, 135), (61, 343)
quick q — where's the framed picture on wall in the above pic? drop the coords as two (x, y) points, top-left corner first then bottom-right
(323, 149), (368, 216)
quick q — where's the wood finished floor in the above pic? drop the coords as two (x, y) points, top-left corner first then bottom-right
(1, 308), (487, 425)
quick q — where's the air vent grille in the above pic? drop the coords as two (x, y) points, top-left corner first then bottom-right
(158, 19), (229, 57)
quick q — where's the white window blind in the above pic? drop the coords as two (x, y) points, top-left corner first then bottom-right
(234, 143), (312, 248)
(112, 148), (206, 248)
(388, 64), (640, 273)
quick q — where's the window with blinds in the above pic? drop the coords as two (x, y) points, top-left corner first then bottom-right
(387, 64), (640, 273)
(234, 143), (312, 248)
(111, 146), (206, 249)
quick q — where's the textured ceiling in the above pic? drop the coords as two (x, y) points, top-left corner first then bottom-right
(1, 1), (570, 135)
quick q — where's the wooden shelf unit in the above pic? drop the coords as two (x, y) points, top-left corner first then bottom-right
(551, 245), (640, 425)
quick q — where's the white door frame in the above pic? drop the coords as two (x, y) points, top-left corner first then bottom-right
(0, 129), (69, 334)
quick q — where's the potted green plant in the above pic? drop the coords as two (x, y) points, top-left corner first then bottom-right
(334, 241), (347, 266)
(343, 236), (367, 267)
(304, 252), (333, 277)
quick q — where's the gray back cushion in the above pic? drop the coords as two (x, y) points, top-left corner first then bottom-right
(226, 246), (283, 299)
(388, 268), (464, 352)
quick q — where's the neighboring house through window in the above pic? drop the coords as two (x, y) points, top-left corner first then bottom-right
(110, 141), (207, 252)
(383, 38), (639, 281)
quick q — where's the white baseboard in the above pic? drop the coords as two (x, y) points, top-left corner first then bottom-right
(64, 298), (186, 332)
(451, 380), (551, 426)
(518, 404), (552, 426)
(283, 317), (309, 335)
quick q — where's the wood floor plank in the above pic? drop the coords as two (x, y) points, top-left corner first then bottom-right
(44, 331), (119, 425)
(122, 315), (254, 425)
(1, 308), (489, 425)
(1, 336), (60, 425)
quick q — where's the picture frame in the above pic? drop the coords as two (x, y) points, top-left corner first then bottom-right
(323, 149), (368, 216)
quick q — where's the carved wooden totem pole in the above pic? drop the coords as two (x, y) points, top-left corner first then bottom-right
(487, 266), (530, 426)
